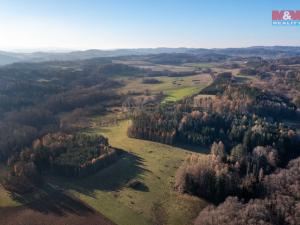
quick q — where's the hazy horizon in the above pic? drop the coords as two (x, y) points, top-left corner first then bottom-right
(2, 44), (300, 54)
(0, 2), (300, 224)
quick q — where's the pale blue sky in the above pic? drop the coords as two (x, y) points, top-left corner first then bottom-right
(0, 0), (300, 51)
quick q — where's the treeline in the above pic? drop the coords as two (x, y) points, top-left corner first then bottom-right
(95, 63), (143, 76)
(0, 87), (119, 161)
(0, 109), (58, 161)
(200, 72), (234, 95)
(194, 156), (300, 225)
(45, 85), (119, 113)
(146, 53), (229, 65)
(145, 70), (197, 77)
(175, 135), (299, 203)
(128, 84), (299, 149)
(0, 59), (128, 162)
(48, 134), (120, 177)
(275, 56), (300, 65)
(129, 111), (299, 154)
(196, 84), (298, 119)
(0, 122), (38, 161)
(142, 78), (162, 84)
(201, 73), (298, 118)
(158, 74), (300, 224)
(128, 80), (300, 216)
(130, 99), (299, 203)
(128, 108), (181, 145)
(3, 133), (120, 193)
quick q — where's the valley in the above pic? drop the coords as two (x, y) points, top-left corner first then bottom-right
(0, 49), (300, 225)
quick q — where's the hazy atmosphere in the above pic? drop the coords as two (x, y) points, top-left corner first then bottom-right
(0, 0), (300, 50)
(0, 1), (300, 225)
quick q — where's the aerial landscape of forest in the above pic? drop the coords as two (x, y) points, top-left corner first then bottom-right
(0, 1), (300, 225)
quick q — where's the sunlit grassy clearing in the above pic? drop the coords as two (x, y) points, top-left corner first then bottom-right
(117, 74), (212, 104)
(0, 164), (21, 207)
(183, 62), (220, 68)
(51, 120), (207, 225)
(117, 74), (211, 93)
(162, 86), (202, 103)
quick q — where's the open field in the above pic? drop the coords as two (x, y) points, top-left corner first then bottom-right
(182, 62), (221, 68)
(117, 74), (212, 102)
(0, 60), (263, 225)
(0, 165), (21, 208)
(163, 86), (201, 102)
(0, 70), (211, 225)
(0, 187), (21, 208)
(114, 60), (197, 72)
(0, 186), (115, 225)
(50, 120), (207, 225)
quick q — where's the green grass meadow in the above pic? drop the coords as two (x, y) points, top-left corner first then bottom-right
(50, 120), (207, 225)
(0, 164), (21, 207)
(0, 72), (212, 224)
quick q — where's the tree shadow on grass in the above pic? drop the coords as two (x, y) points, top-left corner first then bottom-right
(7, 150), (148, 218)
(173, 142), (210, 154)
(132, 182), (149, 192)
(127, 179), (150, 192)
(128, 136), (209, 154)
(51, 150), (150, 198)
(9, 184), (98, 217)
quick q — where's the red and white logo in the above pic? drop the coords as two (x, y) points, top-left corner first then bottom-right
(272, 10), (300, 20)
(272, 10), (300, 26)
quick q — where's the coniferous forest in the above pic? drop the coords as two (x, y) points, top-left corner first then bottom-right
(0, 48), (300, 225)
(2, 2), (300, 225)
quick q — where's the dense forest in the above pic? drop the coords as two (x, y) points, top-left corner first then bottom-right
(194, 156), (300, 225)
(0, 59), (145, 193)
(3, 133), (119, 193)
(128, 71), (300, 224)
(0, 59), (138, 161)
(3, 0), (300, 222)
(0, 51), (300, 224)
(129, 82), (299, 148)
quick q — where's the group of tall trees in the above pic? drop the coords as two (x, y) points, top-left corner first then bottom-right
(174, 140), (291, 203)
(195, 84), (298, 119)
(128, 84), (299, 151)
(194, 156), (300, 225)
(3, 133), (119, 193)
(127, 108), (180, 145)
(0, 59), (129, 162)
(0, 59), (140, 194)
(128, 78), (300, 224)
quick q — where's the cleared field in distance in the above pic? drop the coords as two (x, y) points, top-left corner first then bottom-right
(117, 74), (212, 103)
(114, 60), (196, 72)
(163, 86), (201, 102)
(182, 62), (221, 68)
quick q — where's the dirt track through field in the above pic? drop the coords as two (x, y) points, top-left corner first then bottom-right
(0, 190), (116, 225)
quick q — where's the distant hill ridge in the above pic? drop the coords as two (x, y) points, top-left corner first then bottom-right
(1, 46), (300, 66)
